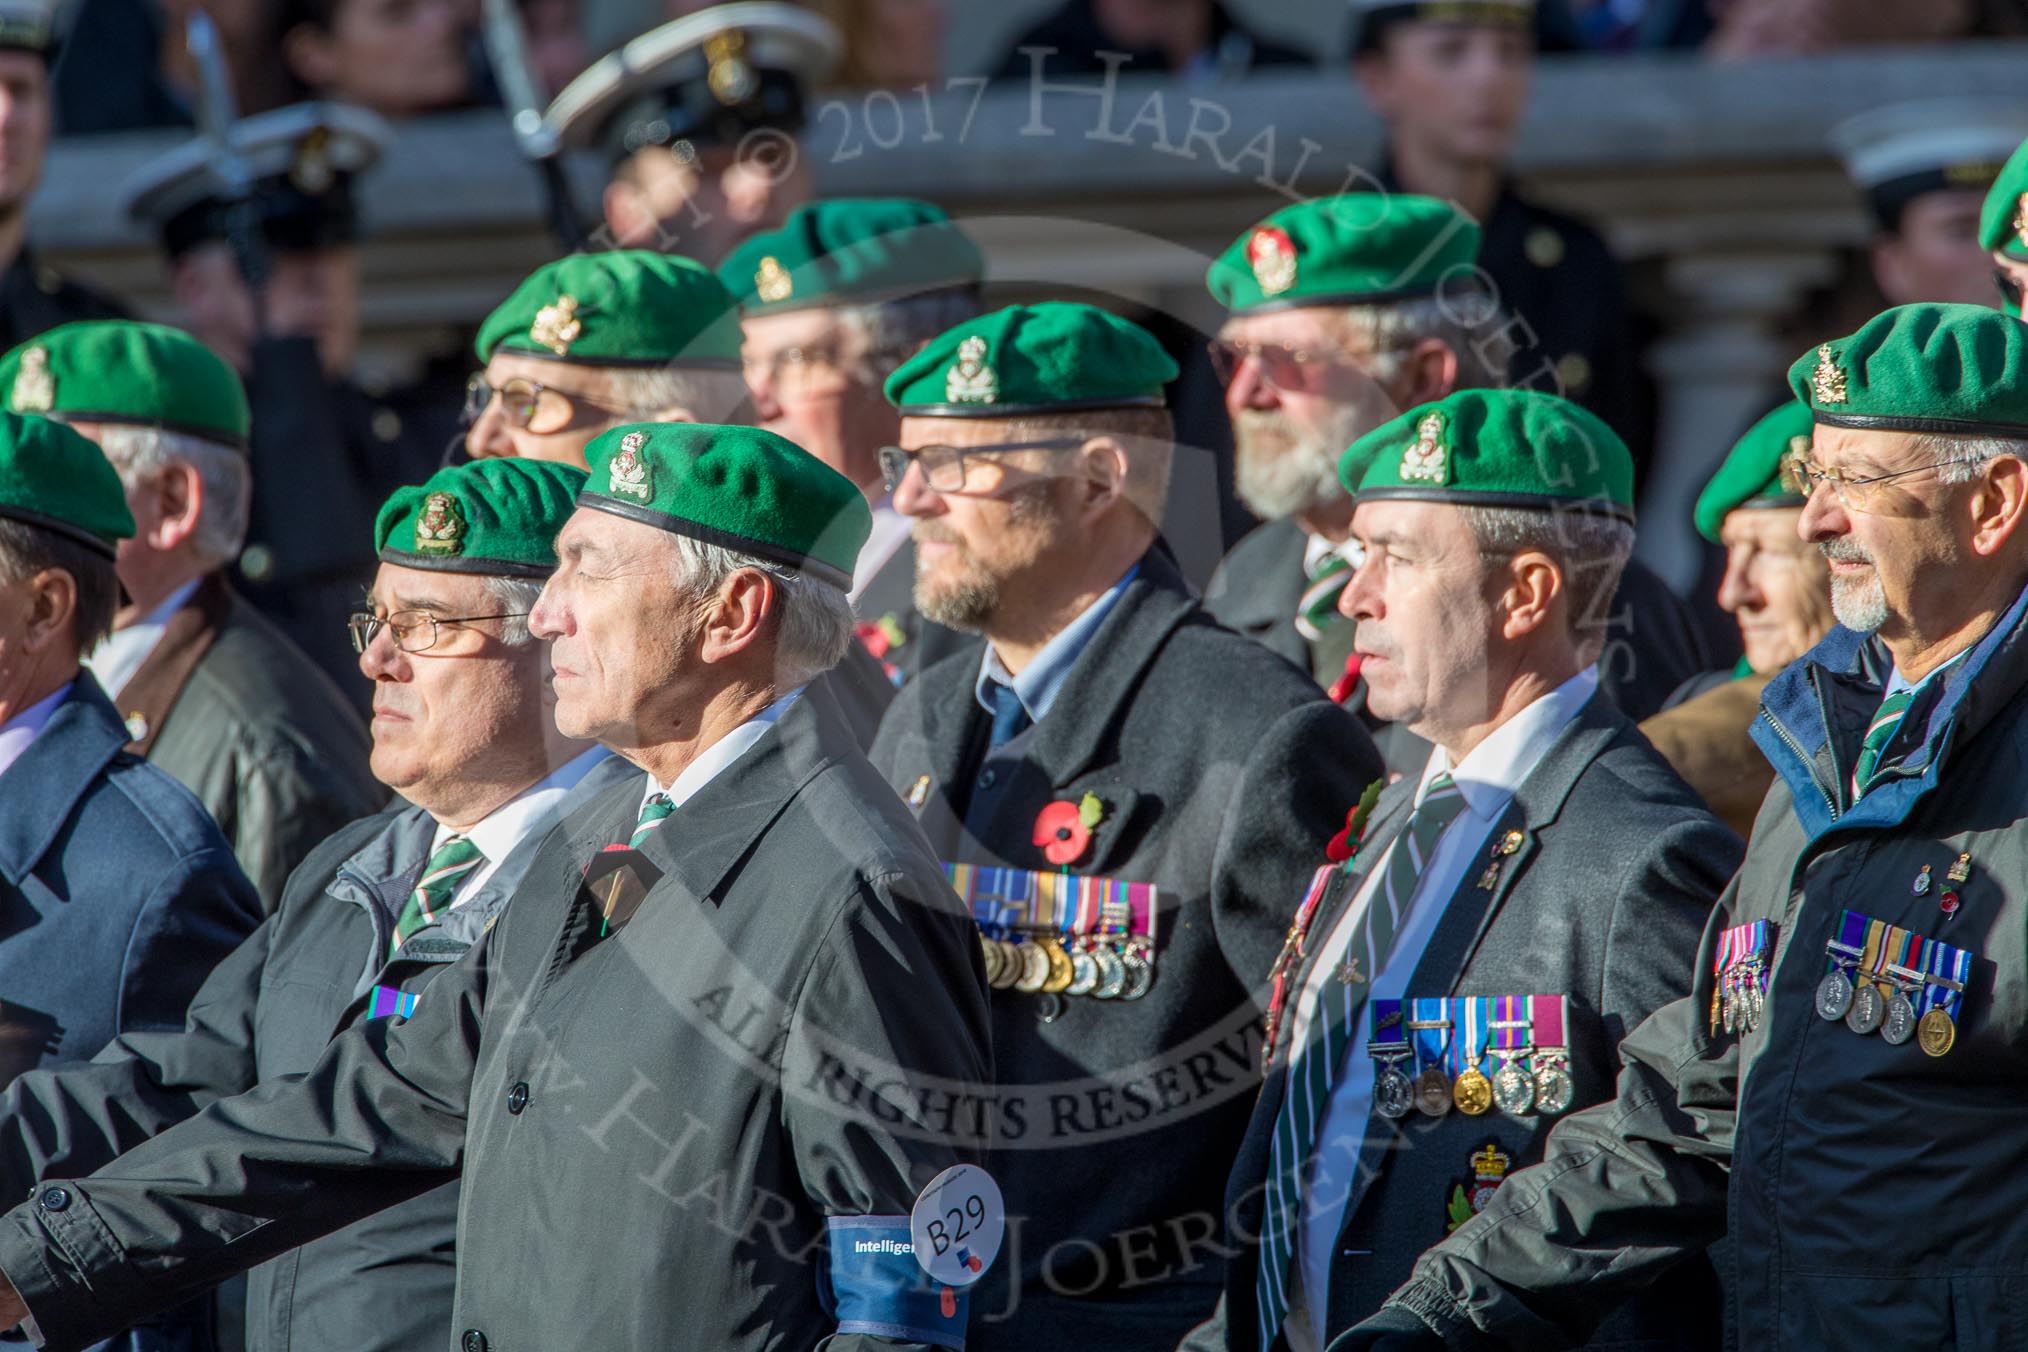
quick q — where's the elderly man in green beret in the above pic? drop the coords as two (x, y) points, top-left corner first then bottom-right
(1192, 388), (1733, 1352)
(722, 198), (985, 677)
(0, 320), (379, 906)
(1642, 402), (1834, 837)
(1205, 195), (1709, 766)
(868, 302), (1384, 1350)
(0, 423), (992, 1352)
(1980, 135), (2028, 315)
(0, 456), (627, 1352)
(464, 251), (752, 467)
(1335, 303), (2028, 1351)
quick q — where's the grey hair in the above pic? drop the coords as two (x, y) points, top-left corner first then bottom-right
(835, 287), (987, 382)
(1916, 432), (2028, 485)
(1326, 294), (1515, 392)
(1457, 505), (1635, 661)
(0, 518), (120, 650)
(87, 425), (251, 567)
(478, 575), (545, 645)
(666, 535), (855, 687)
(601, 365), (754, 423)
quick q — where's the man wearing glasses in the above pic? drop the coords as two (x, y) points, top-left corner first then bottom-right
(868, 302), (1383, 1350)
(1205, 195), (1708, 768)
(722, 198), (985, 679)
(1338, 303), (2028, 1351)
(0, 456), (629, 1352)
(463, 251), (752, 467)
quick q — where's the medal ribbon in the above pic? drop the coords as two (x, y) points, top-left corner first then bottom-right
(1448, 998), (1489, 1077)
(942, 865), (1158, 938)
(1919, 938), (1973, 1020)
(1490, 994), (1529, 1052)
(1528, 994), (1567, 1051)
(1711, 924), (1737, 978)
(1368, 996), (1409, 1054)
(368, 985), (420, 1020)
(1408, 998), (1451, 1075)
(1827, 909), (1870, 972)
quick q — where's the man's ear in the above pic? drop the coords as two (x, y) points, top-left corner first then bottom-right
(1398, 338), (1461, 407)
(141, 463), (204, 552)
(1967, 455), (2028, 560)
(1497, 550), (1562, 642)
(20, 567), (77, 656)
(696, 568), (774, 665)
(1078, 436), (1130, 513)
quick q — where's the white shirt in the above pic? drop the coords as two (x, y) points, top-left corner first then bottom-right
(426, 746), (611, 908)
(1284, 666), (1599, 1343)
(851, 497), (914, 607)
(0, 682), (71, 783)
(84, 579), (201, 701)
(638, 688), (802, 818)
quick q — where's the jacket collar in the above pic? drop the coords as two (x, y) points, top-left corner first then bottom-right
(1752, 576), (2028, 841)
(116, 572), (234, 753)
(0, 675), (131, 886)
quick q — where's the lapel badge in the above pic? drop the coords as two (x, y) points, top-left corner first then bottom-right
(754, 255), (793, 304)
(1912, 864), (1932, 896)
(1477, 831), (1525, 890)
(1811, 344), (1848, 406)
(412, 491), (467, 555)
(607, 430), (653, 501)
(1399, 411), (1450, 485)
(123, 711), (148, 743)
(1947, 851), (1972, 885)
(1336, 954), (1365, 986)
(906, 774), (931, 809)
(705, 29), (757, 105)
(531, 294), (583, 356)
(10, 345), (52, 412)
(945, 335), (998, 404)
(1246, 225), (1298, 296)
(1447, 1143), (1511, 1234)
(1034, 799), (1093, 866)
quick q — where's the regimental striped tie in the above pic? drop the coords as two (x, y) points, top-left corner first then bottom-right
(389, 834), (484, 960)
(1294, 551), (1353, 643)
(1851, 687), (1915, 799)
(1254, 773), (1469, 1347)
(631, 793), (676, 848)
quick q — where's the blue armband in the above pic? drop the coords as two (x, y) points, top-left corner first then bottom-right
(820, 1215), (970, 1349)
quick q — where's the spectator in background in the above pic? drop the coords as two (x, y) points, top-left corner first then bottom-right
(279, 0), (473, 118)
(1706, 0), (1990, 57)
(54, 0), (294, 135)
(1831, 100), (2028, 308)
(521, 0), (589, 96)
(809, 0), (944, 89)
(1535, 0), (1712, 49)
(1353, 0), (1653, 487)
(994, 0), (1312, 82)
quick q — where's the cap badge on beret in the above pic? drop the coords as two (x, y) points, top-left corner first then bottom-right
(1812, 344), (1848, 406)
(1247, 226), (1297, 297)
(755, 255), (793, 304)
(1400, 411), (1450, 485)
(1781, 434), (1812, 492)
(608, 430), (653, 501)
(10, 347), (51, 413)
(706, 30), (757, 106)
(945, 335), (998, 404)
(2015, 192), (2028, 248)
(531, 295), (584, 357)
(412, 491), (468, 556)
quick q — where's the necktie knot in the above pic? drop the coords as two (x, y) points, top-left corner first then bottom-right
(1295, 550), (1353, 642)
(390, 833), (485, 959)
(1853, 688), (1916, 797)
(630, 793), (676, 848)
(987, 681), (1032, 748)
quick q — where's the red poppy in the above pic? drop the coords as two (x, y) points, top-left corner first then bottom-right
(855, 621), (893, 660)
(1033, 800), (1091, 866)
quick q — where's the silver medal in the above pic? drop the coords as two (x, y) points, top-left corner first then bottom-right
(1881, 989), (1917, 1045)
(1845, 980), (1885, 1035)
(1493, 1062), (1536, 1115)
(1093, 944), (1127, 1000)
(1119, 946), (1153, 1001)
(1065, 944), (1099, 997)
(1533, 1058), (1574, 1115)
(1374, 1063), (1415, 1119)
(1815, 966), (1853, 1021)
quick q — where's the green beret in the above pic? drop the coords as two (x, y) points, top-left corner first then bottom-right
(1978, 135), (2028, 263)
(1207, 194), (1481, 315)
(884, 302), (1177, 417)
(1693, 402), (1813, 545)
(719, 198), (984, 316)
(579, 422), (869, 589)
(1342, 388), (1635, 523)
(0, 321), (250, 449)
(475, 251), (743, 368)
(375, 458), (588, 578)
(1788, 303), (2028, 437)
(0, 411), (136, 555)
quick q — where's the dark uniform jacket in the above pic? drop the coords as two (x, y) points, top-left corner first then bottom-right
(854, 538), (971, 683)
(1342, 584), (2028, 1350)
(0, 752), (633, 1352)
(867, 549), (1384, 1351)
(0, 693), (992, 1352)
(0, 249), (127, 353)
(108, 574), (381, 907)
(0, 676), (261, 1086)
(1204, 520), (1714, 738)
(1190, 688), (1737, 1352)
(1640, 670), (1777, 841)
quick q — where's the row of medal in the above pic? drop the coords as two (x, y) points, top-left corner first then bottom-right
(1710, 919), (1770, 1035)
(1816, 908), (1972, 1057)
(945, 863), (1161, 1004)
(1368, 995), (1575, 1120)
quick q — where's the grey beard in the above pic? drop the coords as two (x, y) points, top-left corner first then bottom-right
(1830, 573), (1888, 633)
(915, 572), (996, 633)
(1234, 436), (1347, 520)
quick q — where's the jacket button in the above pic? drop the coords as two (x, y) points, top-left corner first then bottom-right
(978, 768), (997, 789)
(461, 1332), (487, 1352)
(39, 1187), (69, 1212)
(506, 1082), (529, 1115)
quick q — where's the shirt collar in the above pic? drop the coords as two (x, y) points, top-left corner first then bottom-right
(1884, 648), (1971, 701)
(1420, 665), (1599, 818)
(83, 577), (201, 701)
(640, 687), (802, 814)
(974, 563), (1140, 725)
(0, 681), (74, 783)
(432, 744), (613, 862)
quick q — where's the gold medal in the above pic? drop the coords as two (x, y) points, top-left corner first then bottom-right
(1917, 1007), (1956, 1057)
(1453, 1066), (1493, 1116)
(1041, 939), (1075, 993)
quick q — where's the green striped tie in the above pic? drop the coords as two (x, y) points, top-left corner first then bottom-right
(631, 793), (676, 848)
(1852, 687), (1915, 798)
(1254, 773), (1469, 1346)
(1294, 551), (1352, 643)
(390, 835), (484, 959)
